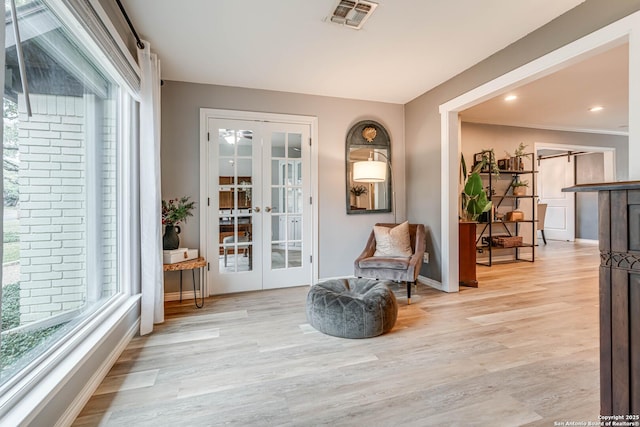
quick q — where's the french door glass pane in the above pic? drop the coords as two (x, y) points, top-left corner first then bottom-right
(289, 133), (302, 159)
(269, 132), (303, 271)
(218, 126), (254, 273)
(2, 0), (119, 384)
(237, 130), (253, 156)
(287, 242), (302, 268)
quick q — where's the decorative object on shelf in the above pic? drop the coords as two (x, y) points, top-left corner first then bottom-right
(513, 142), (528, 170)
(460, 153), (492, 221)
(505, 210), (525, 221)
(162, 196), (196, 250)
(514, 142), (528, 157)
(473, 149), (500, 175)
(491, 235), (523, 248)
(511, 179), (529, 196)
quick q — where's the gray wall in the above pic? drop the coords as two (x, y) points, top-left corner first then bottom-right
(405, 0), (640, 283)
(576, 152), (605, 240)
(461, 122), (628, 182)
(160, 82), (405, 291)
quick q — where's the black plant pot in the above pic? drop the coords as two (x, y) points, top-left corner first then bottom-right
(163, 225), (181, 250)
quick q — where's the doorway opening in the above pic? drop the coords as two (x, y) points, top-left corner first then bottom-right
(439, 12), (639, 292)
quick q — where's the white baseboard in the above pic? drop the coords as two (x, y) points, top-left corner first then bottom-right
(575, 238), (599, 245)
(418, 275), (443, 291)
(164, 290), (202, 302)
(317, 275), (355, 283)
(56, 318), (140, 427)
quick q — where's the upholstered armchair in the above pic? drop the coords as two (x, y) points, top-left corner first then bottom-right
(354, 223), (426, 304)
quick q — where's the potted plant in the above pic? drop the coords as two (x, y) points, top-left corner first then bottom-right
(514, 142), (528, 170)
(460, 154), (493, 221)
(511, 179), (529, 196)
(162, 196), (196, 250)
(350, 185), (368, 208)
(459, 153), (493, 288)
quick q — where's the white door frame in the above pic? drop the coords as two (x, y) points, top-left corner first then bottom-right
(439, 11), (640, 293)
(199, 108), (319, 296)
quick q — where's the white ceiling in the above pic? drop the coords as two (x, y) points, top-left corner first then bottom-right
(119, 0), (586, 104)
(460, 43), (629, 135)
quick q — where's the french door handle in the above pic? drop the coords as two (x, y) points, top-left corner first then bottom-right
(254, 207), (261, 213)
(265, 207), (272, 213)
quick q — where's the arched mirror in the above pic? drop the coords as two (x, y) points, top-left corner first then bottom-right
(346, 120), (392, 214)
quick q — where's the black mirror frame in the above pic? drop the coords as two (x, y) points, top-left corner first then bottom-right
(345, 120), (392, 215)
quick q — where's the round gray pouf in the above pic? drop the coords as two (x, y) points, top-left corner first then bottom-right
(306, 278), (398, 339)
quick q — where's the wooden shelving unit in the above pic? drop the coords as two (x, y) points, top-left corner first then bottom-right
(475, 152), (538, 266)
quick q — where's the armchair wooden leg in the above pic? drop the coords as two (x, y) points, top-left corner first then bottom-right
(406, 281), (411, 305)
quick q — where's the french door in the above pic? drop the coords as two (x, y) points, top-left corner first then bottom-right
(205, 117), (312, 294)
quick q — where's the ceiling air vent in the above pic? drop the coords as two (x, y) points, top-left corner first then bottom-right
(330, 0), (378, 30)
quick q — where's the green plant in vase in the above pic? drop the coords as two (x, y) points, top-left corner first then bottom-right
(460, 154), (493, 221)
(350, 185), (368, 208)
(514, 142), (528, 170)
(511, 179), (529, 196)
(162, 196), (196, 250)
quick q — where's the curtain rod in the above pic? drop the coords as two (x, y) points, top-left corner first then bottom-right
(114, 0), (144, 49)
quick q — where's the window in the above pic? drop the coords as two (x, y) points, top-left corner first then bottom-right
(1, 0), (120, 385)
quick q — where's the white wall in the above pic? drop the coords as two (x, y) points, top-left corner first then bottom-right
(160, 82), (405, 291)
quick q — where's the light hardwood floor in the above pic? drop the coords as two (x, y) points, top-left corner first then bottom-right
(73, 241), (601, 426)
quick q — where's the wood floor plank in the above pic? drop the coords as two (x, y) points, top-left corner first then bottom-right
(93, 369), (159, 396)
(73, 241), (602, 426)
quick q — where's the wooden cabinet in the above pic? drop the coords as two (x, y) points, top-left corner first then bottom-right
(459, 221), (478, 287)
(564, 182), (640, 415)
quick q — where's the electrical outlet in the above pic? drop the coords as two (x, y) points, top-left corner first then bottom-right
(423, 252), (429, 263)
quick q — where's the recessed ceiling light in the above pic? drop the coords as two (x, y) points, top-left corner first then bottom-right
(504, 95), (518, 101)
(589, 106), (604, 112)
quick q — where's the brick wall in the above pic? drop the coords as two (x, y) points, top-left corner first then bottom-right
(17, 93), (117, 325)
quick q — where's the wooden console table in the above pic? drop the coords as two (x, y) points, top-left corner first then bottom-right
(163, 257), (206, 308)
(564, 181), (640, 415)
